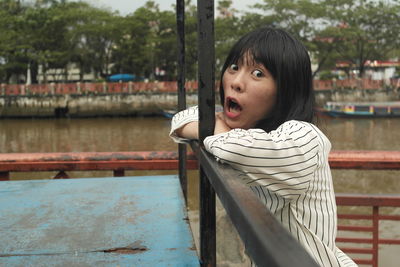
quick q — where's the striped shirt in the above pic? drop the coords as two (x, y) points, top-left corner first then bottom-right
(170, 106), (357, 267)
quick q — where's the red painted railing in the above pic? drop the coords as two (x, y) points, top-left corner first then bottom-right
(1, 78), (399, 96)
(1, 150), (399, 179)
(0, 150), (399, 266)
(336, 194), (400, 266)
(0, 151), (198, 180)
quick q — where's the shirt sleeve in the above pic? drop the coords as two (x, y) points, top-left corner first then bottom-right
(203, 120), (328, 200)
(169, 106), (199, 144)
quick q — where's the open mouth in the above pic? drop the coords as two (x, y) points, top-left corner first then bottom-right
(225, 97), (242, 118)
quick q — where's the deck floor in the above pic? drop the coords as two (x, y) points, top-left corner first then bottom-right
(0, 175), (198, 266)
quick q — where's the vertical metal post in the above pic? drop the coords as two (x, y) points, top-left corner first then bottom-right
(372, 206), (379, 267)
(176, 0), (187, 202)
(197, 0), (216, 266)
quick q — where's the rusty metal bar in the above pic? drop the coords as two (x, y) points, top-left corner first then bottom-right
(0, 152), (198, 173)
(338, 214), (374, 220)
(354, 259), (373, 265)
(329, 150), (400, 169)
(336, 237), (374, 244)
(379, 239), (400, 245)
(337, 237), (400, 245)
(336, 193), (400, 206)
(372, 206), (379, 267)
(379, 215), (400, 221)
(176, 0), (188, 202)
(1, 150), (399, 174)
(338, 225), (373, 232)
(340, 247), (373, 254)
(197, 0), (216, 266)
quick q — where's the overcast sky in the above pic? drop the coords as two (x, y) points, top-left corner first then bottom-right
(80, 0), (262, 16)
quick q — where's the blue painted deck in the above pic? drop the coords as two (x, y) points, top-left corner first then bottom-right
(0, 175), (199, 266)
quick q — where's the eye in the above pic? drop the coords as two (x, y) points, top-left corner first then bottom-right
(252, 69), (264, 78)
(229, 64), (239, 71)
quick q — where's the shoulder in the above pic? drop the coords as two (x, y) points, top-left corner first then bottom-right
(274, 120), (331, 152)
(203, 120), (325, 174)
(274, 120), (325, 137)
(221, 120), (331, 154)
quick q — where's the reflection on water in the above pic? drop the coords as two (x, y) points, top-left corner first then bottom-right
(1, 116), (399, 266)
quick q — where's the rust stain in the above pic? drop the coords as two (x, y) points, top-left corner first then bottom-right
(53, 170), (69, 179)
(102, 241), (148, 254)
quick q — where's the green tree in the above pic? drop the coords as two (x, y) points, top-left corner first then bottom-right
(67, 4), (121, 80)
(321, 0), (400, 78)
(215, 0), (240, 74)
(154, 9), (180, 80)
(112, 1), (179, 81)
(61, 1), (101, 81)
(182, 0), (198, 80)
(112, 2), (160, 79)
(251, 0), (333, 77)
(252, 0), (400, 78)
(0, 0), (29, 83)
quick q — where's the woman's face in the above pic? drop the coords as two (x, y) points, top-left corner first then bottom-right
(222, 56), (277, 129)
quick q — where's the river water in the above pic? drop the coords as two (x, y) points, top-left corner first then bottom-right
(1, 115), (399, 265)
(1, 116), (399, 193)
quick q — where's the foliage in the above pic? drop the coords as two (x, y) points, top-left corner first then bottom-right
(0, 0), (398, 83)
(252, 0), (400, 78)
(320, 0), (400, 77)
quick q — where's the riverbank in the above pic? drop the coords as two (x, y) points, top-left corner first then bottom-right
(0, 93), (198, 118)
(0, 80), (399, 118)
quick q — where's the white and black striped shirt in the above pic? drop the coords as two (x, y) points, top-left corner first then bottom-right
(170, 106), (357, 267)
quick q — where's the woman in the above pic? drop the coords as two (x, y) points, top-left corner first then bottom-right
(170, 26), (356, 267)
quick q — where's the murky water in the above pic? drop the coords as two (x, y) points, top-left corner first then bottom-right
(1, 115), (399, 266)
(1, 116), (398, 192)
(0, 117), (175, 153)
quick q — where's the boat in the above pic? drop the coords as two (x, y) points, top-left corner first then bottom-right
(319, 101), (400, 118)
(161, 109), (176, 118)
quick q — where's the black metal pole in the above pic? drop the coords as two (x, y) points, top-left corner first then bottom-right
(176, 0), (187, 203)
(197, 0), (216, 266)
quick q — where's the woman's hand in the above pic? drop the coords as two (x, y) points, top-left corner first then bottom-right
(214, 112), (232, 135)
(174, 112), (231, 139)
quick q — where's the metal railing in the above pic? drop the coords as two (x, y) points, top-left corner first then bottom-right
(1, 150), (398, 178)
(331, 151), (400, 266)
(1, 150), (399, 266)
(0, 151), (197, 180)
(336, 194), (400, 266)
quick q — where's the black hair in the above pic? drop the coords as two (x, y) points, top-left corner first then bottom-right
(219, 26), (315, 132)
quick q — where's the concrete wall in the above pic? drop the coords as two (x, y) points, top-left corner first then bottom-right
(0, 93), (199, 118)
(0, 88), (399, 118)
(315, 88), (400, 107)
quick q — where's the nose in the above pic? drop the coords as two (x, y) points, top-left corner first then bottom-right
(230, 71), (245, 92)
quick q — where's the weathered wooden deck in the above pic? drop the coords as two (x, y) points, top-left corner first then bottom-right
(0, 175), (198, 266)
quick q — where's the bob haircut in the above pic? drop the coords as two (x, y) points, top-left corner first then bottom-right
(219, 26), (315, 132)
